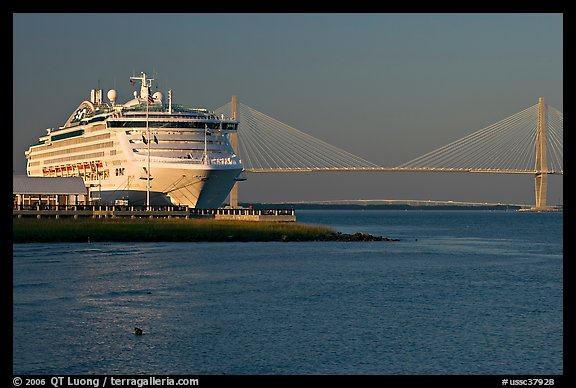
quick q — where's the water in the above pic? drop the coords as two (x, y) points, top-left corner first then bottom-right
(12, 210), (563, 375)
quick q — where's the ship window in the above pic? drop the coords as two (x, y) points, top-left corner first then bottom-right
(87, 117), (105, 124)
(108, 121), (224, 130)
(51, 129), (84, 141)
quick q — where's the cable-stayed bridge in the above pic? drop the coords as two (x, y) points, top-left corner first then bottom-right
(214, 97), (562, 211)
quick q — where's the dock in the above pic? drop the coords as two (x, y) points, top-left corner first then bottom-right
(12, 205), (296, 222)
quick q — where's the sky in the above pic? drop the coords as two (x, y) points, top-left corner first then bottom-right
(12, 13), (563, 205)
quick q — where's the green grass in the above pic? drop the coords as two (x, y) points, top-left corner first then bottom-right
(12, 217), (347, 243)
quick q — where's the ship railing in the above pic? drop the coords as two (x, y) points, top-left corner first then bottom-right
(207, 157), (240, 165)
(159, 156), (241, 166)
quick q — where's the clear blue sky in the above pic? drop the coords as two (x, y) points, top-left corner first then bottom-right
(13, 13), (563, 205)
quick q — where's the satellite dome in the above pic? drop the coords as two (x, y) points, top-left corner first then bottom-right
(107, 89), (117, 104)
(153, 91), (163, 103)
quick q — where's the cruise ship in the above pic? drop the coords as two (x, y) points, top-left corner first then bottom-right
(25, 72), (244, 208)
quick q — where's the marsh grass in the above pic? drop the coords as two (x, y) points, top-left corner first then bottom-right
(12, 218), (341, 243)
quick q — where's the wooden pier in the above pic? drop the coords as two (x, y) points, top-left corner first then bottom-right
(12, 205), (296, 222)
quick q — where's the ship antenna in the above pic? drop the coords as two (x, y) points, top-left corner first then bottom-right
(146, 93), (151, 209)
(129, 71), (155, 208)
(145, 72), (153, 209)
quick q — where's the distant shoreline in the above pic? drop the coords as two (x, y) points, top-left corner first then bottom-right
(12, 218), (395, 244)
(241, 203), (530, 211)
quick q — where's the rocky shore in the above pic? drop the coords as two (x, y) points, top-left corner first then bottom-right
(13, 218), (399, 243)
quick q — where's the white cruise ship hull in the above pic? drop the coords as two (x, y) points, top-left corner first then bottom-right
(95, 163), (242, 208)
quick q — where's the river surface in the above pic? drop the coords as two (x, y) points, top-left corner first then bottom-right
(12, 210), (563, 375)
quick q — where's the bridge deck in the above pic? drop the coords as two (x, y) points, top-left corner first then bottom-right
(245, 167), (563, 175)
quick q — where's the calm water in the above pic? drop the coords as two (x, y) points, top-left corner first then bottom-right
(13, 210), (563, 375)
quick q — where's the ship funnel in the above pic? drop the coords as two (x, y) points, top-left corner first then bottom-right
(90, 89), (103, 105)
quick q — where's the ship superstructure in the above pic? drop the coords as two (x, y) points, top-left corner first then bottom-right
(25, 72), (243, 208)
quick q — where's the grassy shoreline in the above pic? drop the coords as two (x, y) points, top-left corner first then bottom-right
(12, 218), (393, 243)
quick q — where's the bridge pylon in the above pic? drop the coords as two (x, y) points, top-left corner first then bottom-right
(533, 96), (549, 210)
(229, 95), (240, 208)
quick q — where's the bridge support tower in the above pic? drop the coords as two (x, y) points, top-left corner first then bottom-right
(229, 95), (240, 208)
(534, 96), (549, 210)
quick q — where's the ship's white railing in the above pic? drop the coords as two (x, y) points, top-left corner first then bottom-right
(152, 156), (242, 166)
